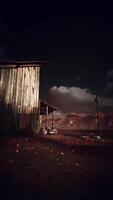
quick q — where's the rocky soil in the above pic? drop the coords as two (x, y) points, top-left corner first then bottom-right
(0, 134), (113, 199)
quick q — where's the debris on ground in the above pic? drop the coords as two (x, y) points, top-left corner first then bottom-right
(74, 163), (80, 167)
(0, 135), (113, 199)
(16, 149), (19, 153)
(40, 134), (108, 146)
(61, 152), (64, 156)
(96, 136), (101, 140)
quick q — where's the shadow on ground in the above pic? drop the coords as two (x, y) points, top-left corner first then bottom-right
(0, 173), (113, 200)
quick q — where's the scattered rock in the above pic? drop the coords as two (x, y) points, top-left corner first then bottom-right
(96, 136), (101, 140)
(82, 136), (87, 139)
(16, 149), (19, 153)
(61, 152), (64, 156)
(74, 163), (79, 167)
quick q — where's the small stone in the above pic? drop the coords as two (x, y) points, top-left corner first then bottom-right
(16, 149), (19, 153)
(16, 144), (20, 147)
(74, 163), (79, 167)
(96, 136), (101, 140)
(72, 149), (74, 153)
(25, 138), (28, 141)
(35, 152), (38, 155)
(61, 152), (64, 156)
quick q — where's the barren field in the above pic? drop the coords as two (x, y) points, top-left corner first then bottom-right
(0, 133), (113, 200)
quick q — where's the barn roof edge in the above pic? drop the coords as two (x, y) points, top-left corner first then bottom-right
(0, 60), (48, 67)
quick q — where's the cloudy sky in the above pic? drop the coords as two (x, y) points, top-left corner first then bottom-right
(47, 68), (113, 114)
(0, 1), (113, 114)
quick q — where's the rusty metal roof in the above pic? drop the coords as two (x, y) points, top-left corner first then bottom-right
(0, 61), (47, 68)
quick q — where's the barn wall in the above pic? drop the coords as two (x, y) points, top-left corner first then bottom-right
(0, 65), (40, 132)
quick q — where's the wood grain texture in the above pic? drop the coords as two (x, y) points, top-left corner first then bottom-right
(0, 65), (40, 132)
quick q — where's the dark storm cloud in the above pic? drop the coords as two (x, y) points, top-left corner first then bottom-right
(103, 68), (113, 98)
(48, 86), (113, 114)
(103, 83), (113, 98)
(107, 69), (113, 78)
(48, 86), (96, 114)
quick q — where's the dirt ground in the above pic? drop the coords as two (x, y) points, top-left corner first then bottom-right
(0, 134), (113, 200)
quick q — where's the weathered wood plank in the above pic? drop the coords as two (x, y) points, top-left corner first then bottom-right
(0, 64), (40, 132)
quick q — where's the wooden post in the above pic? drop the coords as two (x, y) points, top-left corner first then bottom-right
(51, 111), (54, 129)
(95, 95), (101, 137)
(46, 105), (48, 128)
(51, 110), (55, 129)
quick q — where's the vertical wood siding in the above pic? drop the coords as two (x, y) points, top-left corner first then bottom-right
(0, 65), (40, 132)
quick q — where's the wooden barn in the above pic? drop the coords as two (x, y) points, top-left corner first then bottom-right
(0, 61), (46, 133)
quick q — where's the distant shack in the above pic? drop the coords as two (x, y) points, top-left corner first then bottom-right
(0, 61), (46, 133)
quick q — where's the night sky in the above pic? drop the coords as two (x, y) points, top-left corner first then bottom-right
(0, 1), (113, 113)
